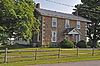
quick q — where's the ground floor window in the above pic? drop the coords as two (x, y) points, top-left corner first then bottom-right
(37, 32), (40, 42)
(76, 35), (80, 42)
(65, 35), (68, 40)
(52, 31), (57, 42)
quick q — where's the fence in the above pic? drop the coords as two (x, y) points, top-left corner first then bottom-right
(0, 47), (99, 63)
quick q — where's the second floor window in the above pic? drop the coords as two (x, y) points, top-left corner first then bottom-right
(52, 18), (57, 27)
(77, 21), (80, 29)
(65, 20), (69, 28)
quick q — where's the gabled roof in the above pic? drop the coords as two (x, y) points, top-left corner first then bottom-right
(36, 8), (91, 22)
(64, 28), (82, 35)
(64, 28), (74, 34)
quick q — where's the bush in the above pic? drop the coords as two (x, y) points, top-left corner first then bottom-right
(96, 42), (100, 48)
(48, 43), (59, 48)
(87, 41), (93, 48)
(77, 40), (87, 48)
(59, 39), (74, 48)
(87, 41), (100, 48)
(48, 45), (59, 48)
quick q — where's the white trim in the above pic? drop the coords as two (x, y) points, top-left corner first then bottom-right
(42, 17), (43, 45)
(68, 29), (79, 35)
(67, 28), (82, 35)
(77, 21), (80, 29)
(65, 19), (69, 28)
(52, 31), (57, 42)
(52, 18), (57, 27)
(75, 28), (82, 35)
(79, 35), (80, 41)
(37, 32), (40, 42)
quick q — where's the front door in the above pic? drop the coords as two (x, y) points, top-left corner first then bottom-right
(75, 34), (80, 43)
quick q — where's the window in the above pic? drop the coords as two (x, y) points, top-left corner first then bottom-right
(65, 35), (68, 40)
(52, 18), (57, 27)
(65, 20), (69, 28)
(77, 21), (80, 29)
(52, 31), (57, 42)
(37, 32), (40, 42)
(76, 35), (80, 42)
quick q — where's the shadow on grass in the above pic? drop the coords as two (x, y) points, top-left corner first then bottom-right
(0, 62), (3, 63)
(0, 44), (32, 50)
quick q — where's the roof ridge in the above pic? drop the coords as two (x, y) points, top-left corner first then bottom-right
(36, 8), (91, 22)
(38, 8), (71, 15)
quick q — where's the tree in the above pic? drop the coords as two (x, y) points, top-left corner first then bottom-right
(73, 0), (100, 47)
(0, 0), (40, 43)
(0, 26), (8, 43)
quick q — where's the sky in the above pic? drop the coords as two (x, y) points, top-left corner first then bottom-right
(34, 0), (82, 14)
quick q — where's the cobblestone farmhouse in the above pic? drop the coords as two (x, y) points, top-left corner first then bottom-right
(15, 3), (91, 47)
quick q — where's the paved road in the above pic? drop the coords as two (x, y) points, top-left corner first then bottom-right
(26, 60), (100, 66)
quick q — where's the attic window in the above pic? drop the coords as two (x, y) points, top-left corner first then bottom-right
(52, 18), (57, 27)
(73, 30), (75, 32)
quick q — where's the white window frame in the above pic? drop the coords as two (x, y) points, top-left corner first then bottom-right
(65, 35), (69, 40)
(77, 21), (80, 29)
(52, 31), (57, 42)
(52, 18), (57, 27)
(37, 32), (40, 42)
(65, 20), (69, 28)
(76, 35), (80, 42)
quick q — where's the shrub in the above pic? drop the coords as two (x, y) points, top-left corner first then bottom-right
(77, 40), (87, 48)
(59, 39), (74, 48)
(48, 45), (59, 48)
(87, 41), (100, 48)
(48, 43), (59, 48)
(96, 42), (100, 48)
(87, 41), (93, 48)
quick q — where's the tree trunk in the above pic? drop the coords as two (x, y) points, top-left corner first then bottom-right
(92, 40), (97, 48)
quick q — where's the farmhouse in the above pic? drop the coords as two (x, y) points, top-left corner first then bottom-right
(15, 3), (91, 47)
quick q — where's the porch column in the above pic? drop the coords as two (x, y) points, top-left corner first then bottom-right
(72, 34), (75, 42)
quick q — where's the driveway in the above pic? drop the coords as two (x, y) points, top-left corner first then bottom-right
(26, 60), (100, 66)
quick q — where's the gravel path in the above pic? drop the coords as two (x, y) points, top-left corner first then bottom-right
(26, 60), (100, 66)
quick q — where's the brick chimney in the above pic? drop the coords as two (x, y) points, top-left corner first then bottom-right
(75, 10), (78, 15)
(36, 3), (40, 8)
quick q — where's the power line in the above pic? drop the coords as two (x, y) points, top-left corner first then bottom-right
(46, 0), (74, 7)
(36, 0), (100, 14)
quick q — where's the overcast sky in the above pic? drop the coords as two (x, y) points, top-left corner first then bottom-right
(34, 0), (82, 14)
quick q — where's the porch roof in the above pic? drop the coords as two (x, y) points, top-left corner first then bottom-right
(63, 28), (82, 35)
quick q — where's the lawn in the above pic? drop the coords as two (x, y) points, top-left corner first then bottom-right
(0, 44), (100, 66)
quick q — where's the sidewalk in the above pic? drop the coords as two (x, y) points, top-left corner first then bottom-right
(26, 60), (100, 66)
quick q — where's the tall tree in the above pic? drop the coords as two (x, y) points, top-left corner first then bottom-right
(73, 0), (100, 47)
(0, 0), (40, 43)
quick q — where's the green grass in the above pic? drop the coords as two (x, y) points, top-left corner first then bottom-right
(0, 45), (100, 66)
